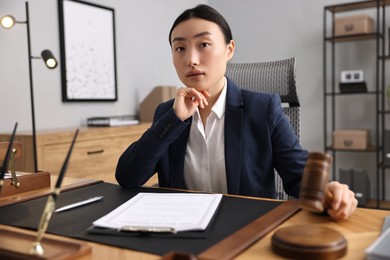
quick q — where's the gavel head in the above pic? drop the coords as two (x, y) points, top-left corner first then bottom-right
(298, 152), (332, 213)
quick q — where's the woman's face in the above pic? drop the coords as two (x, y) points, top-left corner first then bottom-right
(170, 18), (234, 95)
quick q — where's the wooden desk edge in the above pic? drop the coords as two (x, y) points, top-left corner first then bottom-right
(198, 200), (300, 260)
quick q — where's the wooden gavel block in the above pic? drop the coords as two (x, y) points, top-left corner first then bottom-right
(271, 152), (347, 259)
(271, 225), (347, 259)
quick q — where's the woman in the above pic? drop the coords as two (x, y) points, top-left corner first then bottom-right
(116, 4), (357, 220)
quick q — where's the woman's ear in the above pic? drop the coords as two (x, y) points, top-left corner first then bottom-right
(226, 40), (235, 61)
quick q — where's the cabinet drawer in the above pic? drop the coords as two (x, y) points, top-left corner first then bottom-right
(3, 124), (150, 181)
(40, 136), (132, 178)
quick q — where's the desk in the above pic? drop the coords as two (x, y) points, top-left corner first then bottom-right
(0, 177), (388, 260)
(76, 203), (388, 259)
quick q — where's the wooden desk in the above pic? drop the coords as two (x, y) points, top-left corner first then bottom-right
(65, 203), (386, 260)
(237, 207), (388, 259)
(0, 177), (388, 259)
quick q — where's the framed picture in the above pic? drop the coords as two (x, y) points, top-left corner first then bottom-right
(58, 0), (117, 102)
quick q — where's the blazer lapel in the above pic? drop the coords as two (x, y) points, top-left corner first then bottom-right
(224, 78), (244, 195)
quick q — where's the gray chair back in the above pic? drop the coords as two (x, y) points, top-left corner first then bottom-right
(226, 57), (300, 200)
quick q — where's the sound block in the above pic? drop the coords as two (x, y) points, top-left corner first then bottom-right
(271, 225), (347, 259)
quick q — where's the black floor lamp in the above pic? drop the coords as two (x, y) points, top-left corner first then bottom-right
(0, 1), (57, 173)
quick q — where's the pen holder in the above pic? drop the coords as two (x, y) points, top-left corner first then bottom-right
(0, 129), (90, 259)
(0, 225), (91, 259)
(0, 171), (51, 198)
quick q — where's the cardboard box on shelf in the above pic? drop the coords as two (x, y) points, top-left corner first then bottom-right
(335, 14), (374, 36)
(139, 86), (177, 122)
(333, 129), (370, 150)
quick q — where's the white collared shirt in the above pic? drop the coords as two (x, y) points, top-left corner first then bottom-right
(184, 77), (227, 193)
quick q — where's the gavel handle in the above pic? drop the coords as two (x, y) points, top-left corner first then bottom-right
(323, 190), (334, 209)
(298, 188), (335, 213)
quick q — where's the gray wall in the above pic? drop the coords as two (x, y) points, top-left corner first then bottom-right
(1, 0), (389, 198)
(0, 0), (206, 132)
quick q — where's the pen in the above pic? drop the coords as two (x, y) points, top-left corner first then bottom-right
(0, 122), (18, 186)
(54, 129), (79, 191)
(32, 129), (78, 255)
(55, 196), (104, 212)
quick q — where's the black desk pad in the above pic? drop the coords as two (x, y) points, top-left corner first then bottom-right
(0, 182), (282, 256)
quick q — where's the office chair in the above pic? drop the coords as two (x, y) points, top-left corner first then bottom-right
(226, 57), (300, 200)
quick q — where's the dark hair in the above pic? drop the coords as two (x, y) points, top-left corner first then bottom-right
(169, 4), (233, 46)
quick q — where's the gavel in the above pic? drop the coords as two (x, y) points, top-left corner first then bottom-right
(271, 152), (348, 259)
(298, 152), (333, 213)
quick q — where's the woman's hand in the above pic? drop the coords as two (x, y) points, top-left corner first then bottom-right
(325, 181), (358, 220)
(173, 87), (210, 121)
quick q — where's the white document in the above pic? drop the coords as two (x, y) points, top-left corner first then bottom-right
(93, 193), (223, 232)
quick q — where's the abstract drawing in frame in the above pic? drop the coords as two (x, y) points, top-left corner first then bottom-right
(58, 0), (117, 101)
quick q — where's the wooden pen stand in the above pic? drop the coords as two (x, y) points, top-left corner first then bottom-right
(0, 171), (91, 259)
(0, 225), (91, 259)
(0, 171), (51, 198)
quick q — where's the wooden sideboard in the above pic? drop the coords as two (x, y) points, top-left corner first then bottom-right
(0, 124), (150, 181)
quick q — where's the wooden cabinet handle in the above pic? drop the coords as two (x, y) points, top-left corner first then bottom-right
(87, 149), (104, 155)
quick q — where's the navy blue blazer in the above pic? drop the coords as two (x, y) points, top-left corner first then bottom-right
(116, 78), (308, 198)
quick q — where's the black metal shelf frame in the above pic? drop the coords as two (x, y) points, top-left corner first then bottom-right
(323, 0), (390, 209)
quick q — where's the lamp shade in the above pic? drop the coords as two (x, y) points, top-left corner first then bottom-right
(0, 15), (15, 29)
(41, 49), (57, 69)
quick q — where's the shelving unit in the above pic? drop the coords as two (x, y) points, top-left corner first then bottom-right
(323, 0), (390, 209)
